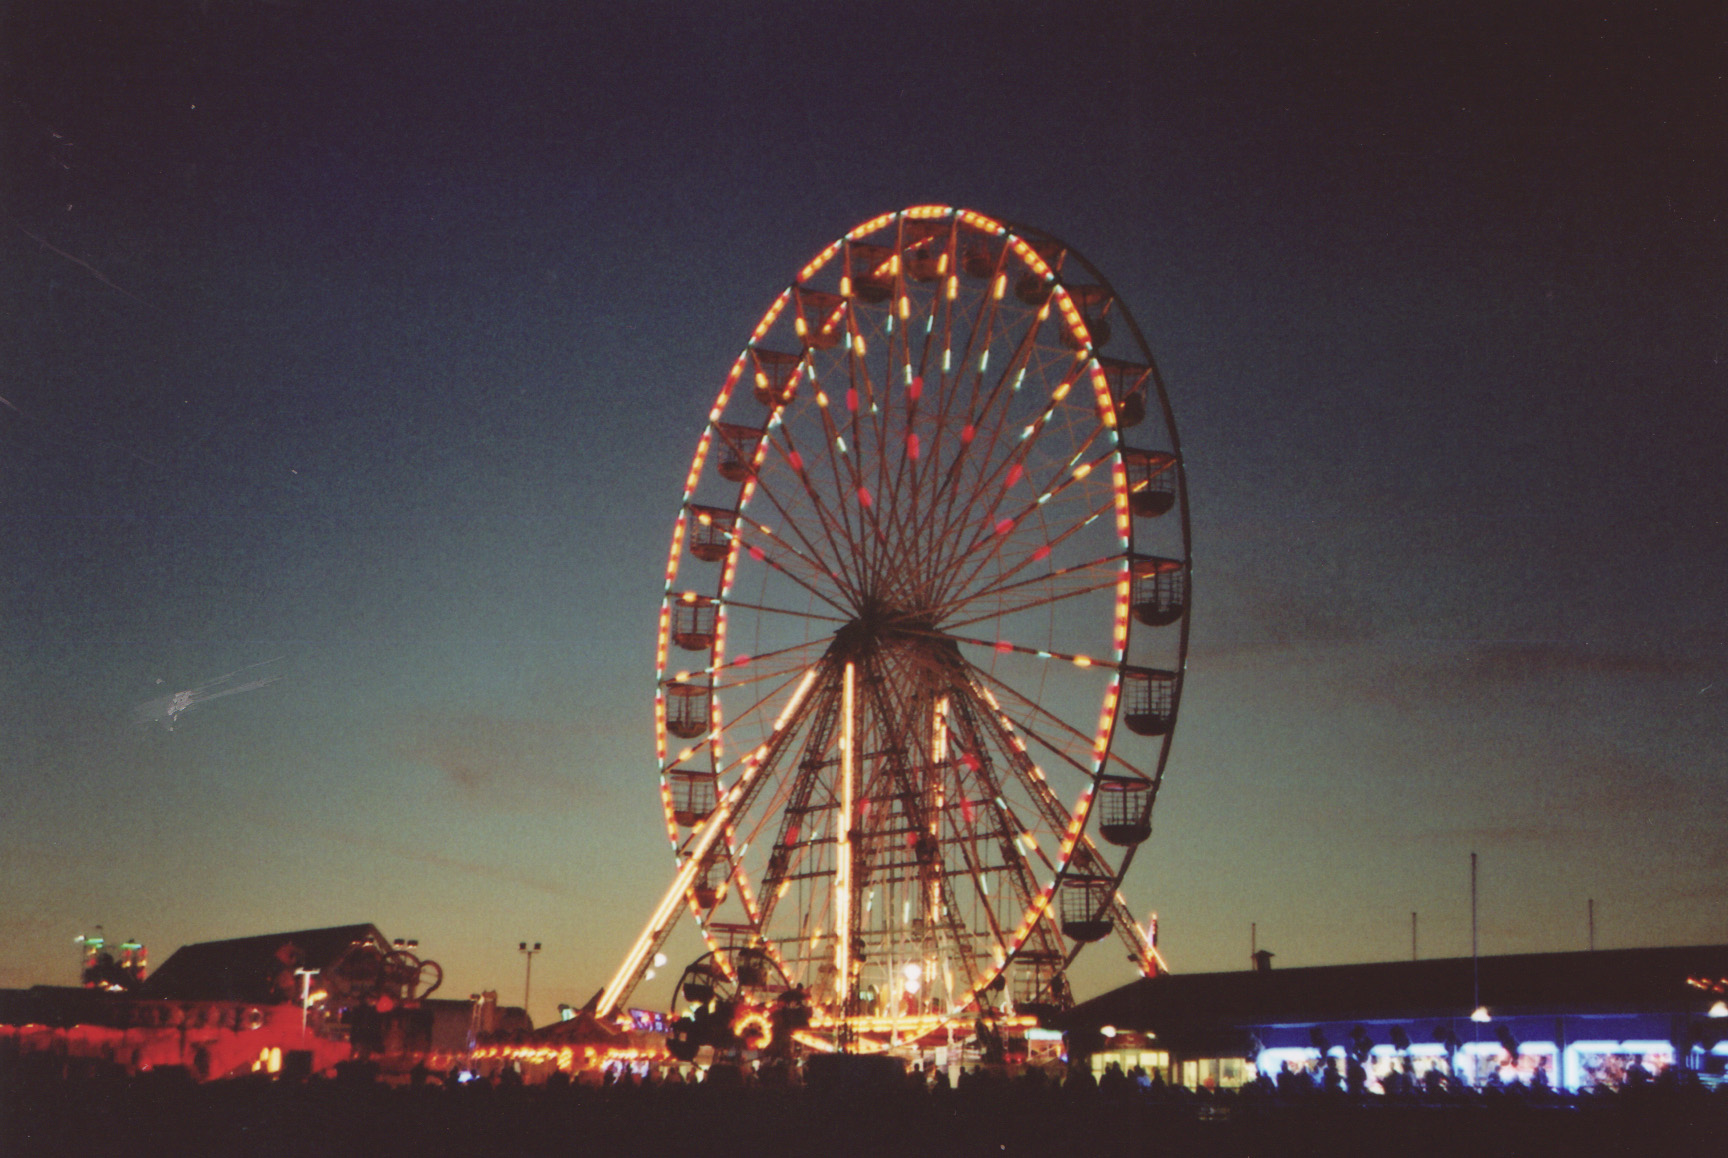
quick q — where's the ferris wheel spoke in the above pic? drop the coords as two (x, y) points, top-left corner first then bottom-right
(841, 310), (899, 543)
(933, 471), (1120, 615)
(757, 427), (869, 603)
(874, 321), (940, 568)
(717, 597), (850, 628)
(923, 387), (1100, 609)
(923, 333), (1046, 558)
(937, 575), (1120, 637)
(708, 667), (843, 857)
(941, 695), (1066, 874)
(954, 673), (1099, 837)
(705, 641), (836, 697)
(804, 384), (883, 581)
(767, 418), (859, 580)
(965, 673), (1157, 894)
(970, 663), (1125, 778)
(729, 511), (857, 618)
(928, 391), (1102, 605)
(666, 660), (828, 805)
(926, 543), (1120, 628)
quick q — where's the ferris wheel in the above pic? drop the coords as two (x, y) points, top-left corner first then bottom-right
(598, 206), (1190, 1054)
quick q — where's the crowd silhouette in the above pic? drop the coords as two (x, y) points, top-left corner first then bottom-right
(4, 1050), (1722, 1157)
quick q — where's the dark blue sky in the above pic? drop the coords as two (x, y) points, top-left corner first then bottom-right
(4, 0), (1723, 1021)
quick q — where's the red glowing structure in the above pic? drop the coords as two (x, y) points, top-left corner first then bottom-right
(3, 925), (452, 1081)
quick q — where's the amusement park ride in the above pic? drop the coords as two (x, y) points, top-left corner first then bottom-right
(596, 206), (1191, 1064)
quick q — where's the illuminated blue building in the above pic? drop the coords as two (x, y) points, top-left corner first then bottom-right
(1069, 943), (1728, 1093)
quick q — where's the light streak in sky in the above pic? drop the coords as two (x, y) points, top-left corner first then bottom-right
(133, 657), (284, 730)
(17, 225), (158, 312)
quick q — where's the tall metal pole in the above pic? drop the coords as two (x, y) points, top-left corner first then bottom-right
(518, 941), (541, 1014)
(1588, 898), (1595, 951)
(1411, 911), (1418, 962)
(295, 967), (318, 1041)
(1470, 853), (1479, 1012)
(836, 660), (857, 1052)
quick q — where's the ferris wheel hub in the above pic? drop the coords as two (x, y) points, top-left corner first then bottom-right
(831, 603), (947, 659)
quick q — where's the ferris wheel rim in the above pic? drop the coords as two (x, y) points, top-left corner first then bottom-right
(647, 206), (1187, 1032)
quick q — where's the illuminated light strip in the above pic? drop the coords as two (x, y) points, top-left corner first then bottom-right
(1119, 892), (1167, 975)
(799, 240), (844, 284)
(1111, 458), (1132, 543)
(683, 430), (712, 498)
(1093, 682), (1120, 759)
(597, 805), (731, 1016)
(904, 204), (953, 220)
(750, 291), (792, 343)
(655, 603), (672, 670)
(849, 211), (898, 239)
(708, 358), (746, 426)
(932, 696), (949, 764)
(1088, 361), (1117, 430)
(965, 648), (1110, 746)
(1007, 234), (1052, 280)
(836, 661), (856, 999)
(1054, 287), (1092, 349)
(958, 209), (1004, 233)
(658, 779), (677, 845)
(1113, 566), (1131, 657)
(654, 692), (667, 765)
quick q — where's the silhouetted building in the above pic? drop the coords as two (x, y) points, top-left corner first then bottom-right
(144, 924), (389, 1004)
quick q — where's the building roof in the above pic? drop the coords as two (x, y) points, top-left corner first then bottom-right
(1069, 943), (1728, 1036)
(142, 924), (388, 1004)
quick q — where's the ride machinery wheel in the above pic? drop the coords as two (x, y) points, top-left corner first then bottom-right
(602, 206), (1190, 1055)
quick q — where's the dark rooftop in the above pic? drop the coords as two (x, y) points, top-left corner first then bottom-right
(142, 924), (388, 1004)
(1069, 943), (1728, 1034)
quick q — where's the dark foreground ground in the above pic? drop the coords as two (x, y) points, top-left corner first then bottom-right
(4, 1067), (1724, 1157)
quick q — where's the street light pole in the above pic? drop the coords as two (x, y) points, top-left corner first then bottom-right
(295, 967), (318, 1041)
(518, 941), (541, 1014)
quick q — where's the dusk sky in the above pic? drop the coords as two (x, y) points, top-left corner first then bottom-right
(4, 1), (1723, 1025)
